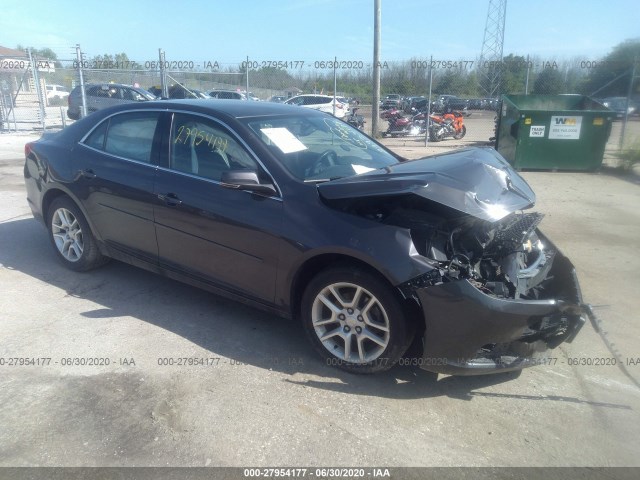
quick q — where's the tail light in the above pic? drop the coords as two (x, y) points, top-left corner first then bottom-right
(25, 142), (33, 158)
(336, 102), (344, 109)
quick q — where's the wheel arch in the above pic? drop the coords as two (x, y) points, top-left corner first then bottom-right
(289, 253), (424, 335)
(42, 188), (69, 222)
(41, 188), (104, 244)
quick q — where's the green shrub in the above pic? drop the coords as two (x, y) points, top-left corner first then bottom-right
(615, 141), (640, 171)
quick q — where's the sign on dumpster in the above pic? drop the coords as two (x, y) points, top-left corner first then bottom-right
(549, 115), (582, 140)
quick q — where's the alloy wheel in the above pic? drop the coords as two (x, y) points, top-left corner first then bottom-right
(311, 282), (390, 363)
(51, 207), (84, 262)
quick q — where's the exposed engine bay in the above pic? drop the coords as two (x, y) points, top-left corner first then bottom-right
(327, 194), (555, 302)
(316, 149), (587, 374)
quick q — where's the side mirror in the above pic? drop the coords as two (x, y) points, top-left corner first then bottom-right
(220, 170), (277, 196)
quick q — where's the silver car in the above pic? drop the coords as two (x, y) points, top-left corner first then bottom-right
(67, 83), (156, 120)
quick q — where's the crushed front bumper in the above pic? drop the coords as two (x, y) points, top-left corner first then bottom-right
(411, 242), (586, 376)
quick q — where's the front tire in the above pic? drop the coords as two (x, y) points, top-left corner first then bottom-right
(301, 266), (412, 373)
(453, 125), (467, 140)
(47, 197), (108, 271)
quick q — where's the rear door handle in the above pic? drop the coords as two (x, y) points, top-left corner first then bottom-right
(157, 192), (182, 207)
(78, 168), (96, 179)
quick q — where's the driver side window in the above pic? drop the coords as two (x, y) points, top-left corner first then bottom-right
(170, 113), (259, 182)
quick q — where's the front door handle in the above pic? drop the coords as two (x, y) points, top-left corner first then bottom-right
(157, 192), (182, 207)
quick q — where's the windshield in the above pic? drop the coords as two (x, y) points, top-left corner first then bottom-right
(244, 114), (399, 182)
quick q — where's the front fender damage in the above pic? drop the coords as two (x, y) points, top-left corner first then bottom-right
(399, 238), (587, 375)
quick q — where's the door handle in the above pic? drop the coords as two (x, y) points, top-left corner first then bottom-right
(157, 192), (182, 207)
(78, 168), (96, 179)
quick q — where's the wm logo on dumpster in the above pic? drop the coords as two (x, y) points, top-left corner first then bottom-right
(554, 117), (577, 125)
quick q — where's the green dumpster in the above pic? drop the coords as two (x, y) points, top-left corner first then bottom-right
(495, 94), (614, 170)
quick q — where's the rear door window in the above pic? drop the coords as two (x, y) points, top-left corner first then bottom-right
(84, 120), (109, 150)
(98, 112), (161, 163)
(85, 86), (99, 97)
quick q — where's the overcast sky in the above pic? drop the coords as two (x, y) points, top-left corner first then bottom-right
(1, 0), (637, 66)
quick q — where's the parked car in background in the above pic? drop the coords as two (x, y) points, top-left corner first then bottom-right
(467, 98), (487, 110)
(381, 94), (402, 110)
(168, 85), (207, 99)
(147, 86), (163, 97)
(431, 95), (454, 112)
(336, 96), (350, 111)
(46, 84), (70, 102)
(146, 85), (207, 99)
(432, 95), (469, 113)
(483, 98), (500, 111)
(191, 89), (211, 99)
(284, 94), (346, 118)
(24, 100), (587, 376)
(209, 90), (246, 100)
(269, 95), (287, 103)
(67, 83), (156, 120)
(404, 96), (427, 112)
(601, 97), (637, 118)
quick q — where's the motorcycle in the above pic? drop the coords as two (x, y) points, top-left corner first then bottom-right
(382, 110), (426, 137)
(380, 107), (401, 120)
(346, 107), (365, 130)
(428, 109), (466, 142)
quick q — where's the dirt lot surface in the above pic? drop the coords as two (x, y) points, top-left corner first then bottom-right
(1, 130), (639, 467)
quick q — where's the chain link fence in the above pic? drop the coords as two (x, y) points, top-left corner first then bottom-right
(2, 50), (637, 164)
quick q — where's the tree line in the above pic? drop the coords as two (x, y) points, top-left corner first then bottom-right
(16, 38), (639, 99)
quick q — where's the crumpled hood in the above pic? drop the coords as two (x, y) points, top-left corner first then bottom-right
(317, 147), (535, 222)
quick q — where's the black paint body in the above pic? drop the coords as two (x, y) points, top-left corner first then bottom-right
(24, 100), (586, 375)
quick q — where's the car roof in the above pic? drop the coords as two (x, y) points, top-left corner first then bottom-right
(289, 94), (334, 98)
(105, 98), (329, 118)
(80, 83), (135, 88)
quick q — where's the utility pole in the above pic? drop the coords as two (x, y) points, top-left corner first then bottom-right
(333, 56), (338, 116)
(525, 54), (530, 94)
(159, 49), (168, 98)
(76, 44), (87, 118)
(372, 0), (381, 138)
(620, 56), (638, 150)
(424, 55), (433, 146)
(246, 56), (250, 100)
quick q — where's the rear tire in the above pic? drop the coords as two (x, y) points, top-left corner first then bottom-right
(429, 128), (442, 142)
(47, 197), (108, 272)
(301, 266), (413, 373)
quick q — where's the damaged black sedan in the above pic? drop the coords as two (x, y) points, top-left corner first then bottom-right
(24, 100), (586, 375)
